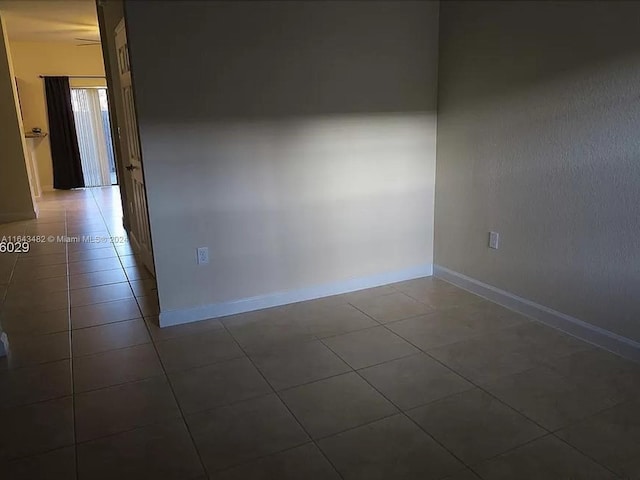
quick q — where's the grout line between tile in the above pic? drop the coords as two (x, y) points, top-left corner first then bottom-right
(351, 298), (625, 478)
(74, 189), (211, 475)
(6, 197), (628, 478)
(65, 206), (80, 480)
(70, 314), (144, 332)
(217, 320), (346, 480)
(1, 438), (76, 465)
(344, 299), (550, 476)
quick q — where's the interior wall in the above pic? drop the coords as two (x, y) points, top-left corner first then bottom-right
(0, 16), (35, 223)
(435, 1), (640, 341)
(9, 41), (105, 190)
(124, 0), (440, 321)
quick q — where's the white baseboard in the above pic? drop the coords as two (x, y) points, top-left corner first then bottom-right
(159, 263), (433, 327)
(434, 265), (640, 363)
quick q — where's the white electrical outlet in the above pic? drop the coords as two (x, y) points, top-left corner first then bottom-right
(489, 231), (500, 250)
(196, 247), (209, 265)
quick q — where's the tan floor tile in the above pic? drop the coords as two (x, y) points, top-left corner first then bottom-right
(224, 314), (316, 354)
(387, 312), (482, 351)
(72, 318), (150, 356)
(419, 289), (488, 310)
(392, 277), (462, 297)
(5, 275), (68, 295)
(440, 469), (482, 480)
(0, 396), (74, 461)
(408, 388), (545, 464)
(280, 372), (397, 439)
(129, 277), (157, 296)
(136, 294), (160, 316)
(0, 307), (69, 336)
(188, 394), (309, 473)
(145, 315), (223, 342)
(299, 303), (379, 339)
(250, 340), (351, 391)
(71, 298), (141, 329)
(124, 265), (153, 281)
(156, 328), (244, 373)
(482, 364), (622, 430)
(340, 284), (398, 303)
(350, 292), (433, 324)
(67, 240), (117, 253)
(14, 253), (67, 268)
(75, 376), (181, 442)
(70, 282), (134, 307)
(170, 356), (272, 414)
(68, 247), (117, 263)
(0, 359), (71, 408)
(74, 343), (164, 392)
(444, 302), (530, 331)
(319, 414), (464, 480)
(77, 419), (205, 480)
(2, 290), (69, 313)
(427, 327), (552, 384)
(11, 263), (67, 282)
(322, 326), (419, 369)
(475, 435), (616, 480)
(556, 400), (640, 478)
(119, 254), (143, 267)
(214, 443), (340, 480)
(68, 257), (123, 275)
(4, 446), (76, 480)
(359, 353), (473, 410)
(548, 348), (640, 401)
(69, 268), (128, 290)
(0, 331), (71, 369)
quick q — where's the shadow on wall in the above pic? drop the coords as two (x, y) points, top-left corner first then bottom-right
(435, 0), (640, 340)
(127, 1), (439, 123)
(438, 1), (640, 111)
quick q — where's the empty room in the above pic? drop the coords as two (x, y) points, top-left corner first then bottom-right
(0, 1), (638, 479)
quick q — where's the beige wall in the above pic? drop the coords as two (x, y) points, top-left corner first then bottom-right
(9, 41), (105, 189)
(435, 2), (640, 341)
(0, 16), (34, 223)
(124, 1), (439, 323)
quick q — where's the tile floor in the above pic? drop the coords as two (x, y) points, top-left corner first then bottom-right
(1, 187), (639, 479)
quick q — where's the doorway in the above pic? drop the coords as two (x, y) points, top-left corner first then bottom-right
(70, 87), (118, 187)
(107, 18), (154, 275)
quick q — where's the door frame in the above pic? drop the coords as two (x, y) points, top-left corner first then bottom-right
(97, 7), (155, 276)
(97, 5), (131, 232)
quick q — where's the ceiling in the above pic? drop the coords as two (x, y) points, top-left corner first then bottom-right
(0, 0), (100, 44)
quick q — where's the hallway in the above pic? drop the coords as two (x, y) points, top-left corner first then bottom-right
(0, 187), (161, 477)
(2, 189), (640, 479)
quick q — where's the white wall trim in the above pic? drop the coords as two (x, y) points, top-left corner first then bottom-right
(160, 263), (433, 327)
(434, 265), (640, 363)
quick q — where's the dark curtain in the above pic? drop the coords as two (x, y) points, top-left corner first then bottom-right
(44, 76), (84, 189)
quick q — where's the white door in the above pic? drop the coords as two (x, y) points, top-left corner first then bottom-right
(115, 20), (154, 274)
